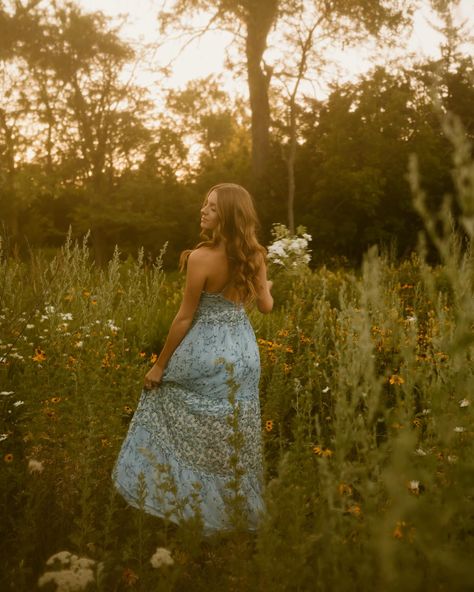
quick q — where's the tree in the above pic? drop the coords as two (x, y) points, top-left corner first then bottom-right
(159, 0), (412, 183)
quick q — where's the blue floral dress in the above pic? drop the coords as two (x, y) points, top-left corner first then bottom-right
(111, 291), (265, 533)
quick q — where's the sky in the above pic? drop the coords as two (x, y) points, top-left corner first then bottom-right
(76, 0), (473, 100)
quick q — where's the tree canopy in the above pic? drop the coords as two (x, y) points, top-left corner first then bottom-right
(0, 0), (472, 266)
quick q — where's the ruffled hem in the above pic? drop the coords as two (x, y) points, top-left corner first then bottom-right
(111, 426), (265, 534)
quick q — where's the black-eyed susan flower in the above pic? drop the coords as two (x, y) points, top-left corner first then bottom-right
(123, 405), (133, 415)
(265, 420), (273, 432)
(389, 374), (404, 385)
(32, 348), (46, 362)
(393, 521), (405, 539)
(51, 397), (61, 404)
(122, 567), (139, 586)
(313, 445), (333, 457)
(346, 504), (361, 516)
(338, 483), (353, 496)
(4, 453), (13, 463)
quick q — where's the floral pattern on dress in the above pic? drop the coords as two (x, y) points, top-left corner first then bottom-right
(112, 292), (265, 531)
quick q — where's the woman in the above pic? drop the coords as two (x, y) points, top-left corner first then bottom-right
(111, 183), (273, 533)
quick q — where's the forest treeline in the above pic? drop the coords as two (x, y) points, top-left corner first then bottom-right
(0, 0), (473, 267)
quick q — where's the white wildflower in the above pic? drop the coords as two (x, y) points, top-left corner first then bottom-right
(453, 426), (465, 433)
(75, 341), (84, 348)
(422, 408), (431, 415)
(46, 551), (73, 566)
(60, 313), (73, 321)
(268, 242), (287, 258)
(106, 320), (119, 332)
(0, 433), (9, 442)
(44, 306), (55, 314)
(150, 547), (174, 568)
(459, 398), (470, 408)
(322, 386), (330, 393)
(28, 459), (44, 473)
(406, 315), (417, 323)
(13, 400), (25, 407)
(26, 324), (35, 329)
(0, 391), (14, 396)
(447, 455), (458, 464)
(408, 480), (420, 494)
(39, 551), (98, 592)
(415, 448), (427, 456)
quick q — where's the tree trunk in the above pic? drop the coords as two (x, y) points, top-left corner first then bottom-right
(244, 0), (278, 180)
(287, 97), (296, 234)
(0, 107), (20, 249)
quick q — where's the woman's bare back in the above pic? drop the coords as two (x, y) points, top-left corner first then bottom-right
(199, 246), (238, 301)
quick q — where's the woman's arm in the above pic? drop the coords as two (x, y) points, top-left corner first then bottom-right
(144, 250), (207, 389)
(255, 254), (273, 314)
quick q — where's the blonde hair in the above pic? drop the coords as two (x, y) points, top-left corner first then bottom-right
(180, 183), (266, 303)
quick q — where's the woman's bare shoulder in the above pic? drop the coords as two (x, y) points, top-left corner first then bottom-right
(187, 246), (217, 264)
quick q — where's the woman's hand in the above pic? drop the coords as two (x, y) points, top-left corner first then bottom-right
(143, 365), (164, 390)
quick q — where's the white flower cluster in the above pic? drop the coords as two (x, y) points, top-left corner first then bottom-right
(150, 546), (174, 568)
(38, 551), (103, 592)
(267, 223), (312, 270)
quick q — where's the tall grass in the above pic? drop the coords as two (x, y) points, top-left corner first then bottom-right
(0, 119), (473, 591)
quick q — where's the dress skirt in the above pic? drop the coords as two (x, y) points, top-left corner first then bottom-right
(111, 292), (265, 533)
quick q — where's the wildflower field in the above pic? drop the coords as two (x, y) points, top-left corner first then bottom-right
(1, 224), (473, 592)
(1, 149), (474, 591)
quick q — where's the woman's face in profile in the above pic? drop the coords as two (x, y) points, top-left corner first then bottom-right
(200, 191), (219, 231)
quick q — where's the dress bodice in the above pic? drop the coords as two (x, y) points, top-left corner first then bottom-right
(193, 292), (246, 325)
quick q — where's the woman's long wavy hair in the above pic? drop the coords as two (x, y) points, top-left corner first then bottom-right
(180, 183), (266, 303)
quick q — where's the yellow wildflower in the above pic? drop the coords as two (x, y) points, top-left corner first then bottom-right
(389, 374), (404, 385)
(122, 567), (139, 586)
(150, 353), (158, 364)
(313, 445), (333, 457)
(338, 483), (353, 496)
(265, 420), (274, 432)
(347, 504), (361, 516)
(32, 348), (46, 362)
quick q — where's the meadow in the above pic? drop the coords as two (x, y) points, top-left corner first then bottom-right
(1, 162), (473, 592)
